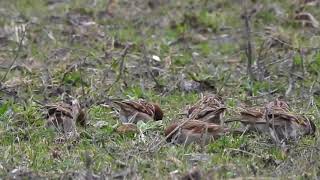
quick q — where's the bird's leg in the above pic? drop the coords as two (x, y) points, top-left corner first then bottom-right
(201, 125), (209, 150)
(184, 135), (189, 147)
(240, 125), (250, 138)
(128, 112), (139, 123)
(269, 127), (281, 145)
(265, 107), (281, 145)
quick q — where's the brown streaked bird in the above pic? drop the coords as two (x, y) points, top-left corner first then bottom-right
(264, 99), (309, 140)
(45, 99), (85, 134)
(111, 99), (163, 124)
(265, 99), (290, 112)
(187, 95), (226, 124)
(227, 107), (270, 134)
(265, 109), (316, 141)
(225, 99), (290, 134)
(164, 120), (232, 145)
(226, 99), (316, 141)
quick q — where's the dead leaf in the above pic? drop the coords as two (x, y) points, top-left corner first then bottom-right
(191, 33), (208, 43)
(164, 56), (171, 69)
(51, 147), (62, 160)
(152, 55), (161, 62)
(116, 123), (138, 134)
(3, 77), (31, 89)
(264, 26), (292, 49)
(167, 156), (182, 166)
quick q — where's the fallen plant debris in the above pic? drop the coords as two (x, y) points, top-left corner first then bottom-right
(51, 147), (62, 160)
(116, 123), (139, 134)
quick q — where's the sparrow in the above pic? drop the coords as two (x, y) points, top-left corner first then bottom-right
(265, 109), (316, 141)
(164, 119), (231, 145)
(226, 99), (316, 141)
(187, 94), (226, 124)
(225, 99), (290, 133)
(110, 99), (164, 124)
(45, 99), (85, 134)
(228, 107), (270, 134)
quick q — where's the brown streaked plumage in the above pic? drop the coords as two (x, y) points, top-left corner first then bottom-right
(226, 99), (316, 141)
(237, 107), (270, 133)
(225, 106), (270, 134)
(266, 110), (316, 141)
(45, 99), (85, 134)
(112, 99), (163, 123)
(265, 99), (290, 112)
(164, 120), (231, 145)
(187, 95), (226, 124)
(264, 99), (316, 140)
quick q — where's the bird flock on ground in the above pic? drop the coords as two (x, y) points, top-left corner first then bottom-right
(104, 94), (317, 146)
(44, 94), (316, 147)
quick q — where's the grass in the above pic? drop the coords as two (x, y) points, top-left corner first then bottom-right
(0, 0), (320, 179)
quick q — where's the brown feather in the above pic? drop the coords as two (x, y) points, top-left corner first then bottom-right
(164, 120), (229, 145)
(112, 99), (163, 123)
(187, 94), (226, 124)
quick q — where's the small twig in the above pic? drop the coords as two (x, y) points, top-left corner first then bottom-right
(242, 6), (255, 82)
(307, 79), (317, 110)
(141, 44), (162, 89)
(309, 76), (320, 117)
(161, 78), (181, 96)
(79, 56), (88, 98)
(106, 44), (131, 93)
(285, 51), (296, 97)
(117, 44), (131, 83)
(298, 48), (306, 77)
(256, 40), (268, 81)
(262, 54), (293, 67)
(269, 36), (297, 51)
(217, 71), (231, 94)
(1, 23), (28, 83)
